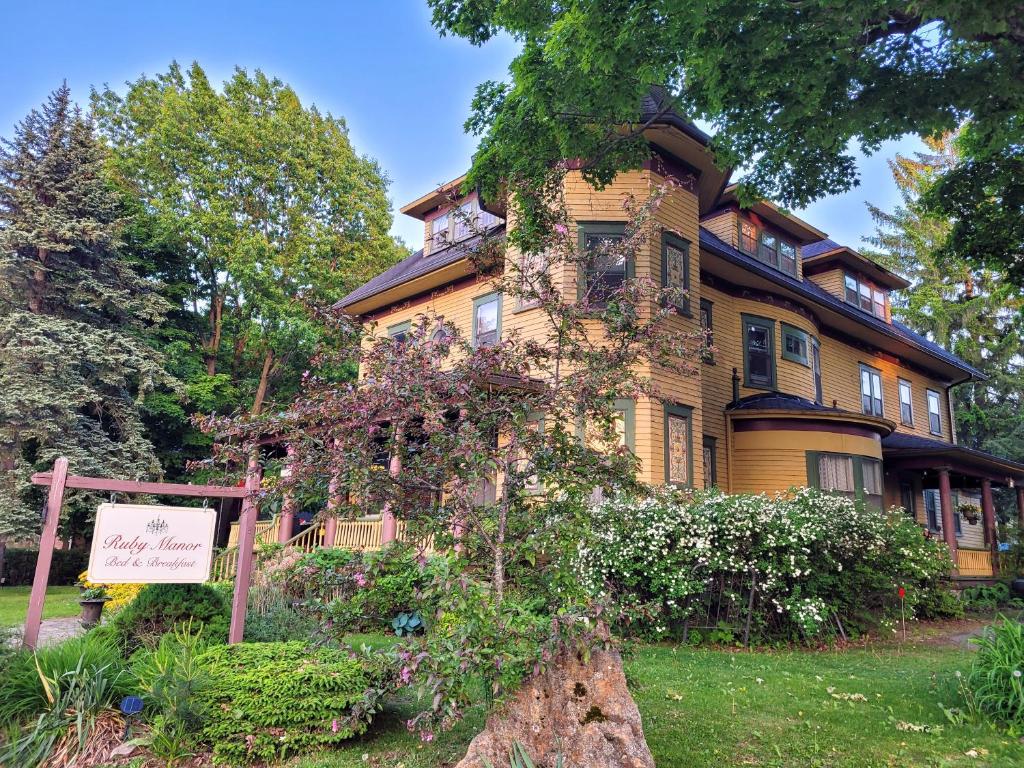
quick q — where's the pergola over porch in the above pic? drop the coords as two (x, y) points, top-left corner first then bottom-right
(882, 433), (1024, 578)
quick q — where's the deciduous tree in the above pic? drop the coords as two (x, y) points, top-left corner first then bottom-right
(429, 1), (1024, 273)
(93, 63), (406, 440)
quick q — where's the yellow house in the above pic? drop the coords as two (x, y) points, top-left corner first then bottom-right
(337, 104), (1024, 580)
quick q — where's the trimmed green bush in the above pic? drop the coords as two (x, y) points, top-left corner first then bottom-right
(0, 547), (89, 586)
(112, 582), (229, 651)
(968, 616), (1024, 727)
(194, 641), (376, 764)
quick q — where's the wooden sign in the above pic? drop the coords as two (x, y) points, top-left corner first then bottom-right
(87, 503), (217, 583)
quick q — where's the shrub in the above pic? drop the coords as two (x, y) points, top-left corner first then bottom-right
(130, 622), (211, 765)
(579, 487), (956, 641)
(194, 641), (377, 764)
(961, 582), (1024, 613)
(967, 616), (1024, 727)
(244, 604), (318, 642)
(0, 633), (133, 768)
(0, 548), (88, 586)
(113, 582), (229, 651)
(250, 543), (441, 635)
(0, 632), (130, 726)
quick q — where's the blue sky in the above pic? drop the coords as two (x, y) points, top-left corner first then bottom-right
(1, 0), (922, 250)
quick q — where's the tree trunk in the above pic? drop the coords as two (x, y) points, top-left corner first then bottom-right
(204, 293), (224, 376)
(250, 349), (274, 416)
(493, 497), (508, 607)
(28, 247), (49, 314)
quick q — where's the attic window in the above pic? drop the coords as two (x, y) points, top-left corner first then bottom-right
(844, 273), (887, 320)
(738, 218), (797, 277)
(430, 198), (503, 251)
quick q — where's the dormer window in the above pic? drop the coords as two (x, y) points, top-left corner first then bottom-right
(844, 273), (887, 320)
(431, 213), (450, 249)
(738, 218), (797, 277)
(429, 198), (503, 252)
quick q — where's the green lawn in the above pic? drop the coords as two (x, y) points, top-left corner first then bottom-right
(0, 585), (81, 627)
(294, 636), (1024, 768)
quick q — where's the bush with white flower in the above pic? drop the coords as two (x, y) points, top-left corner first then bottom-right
(578, 487), (955, 641)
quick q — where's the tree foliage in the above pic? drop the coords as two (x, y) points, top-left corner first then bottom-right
(430, 1), (1024, 271)
(92, 63), (407, 476)
(0, 85), (174, 538)
(866, 134), (1024, 515)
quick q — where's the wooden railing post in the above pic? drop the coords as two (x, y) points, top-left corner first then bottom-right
(228, 453), (262, 644)
(22, 458), (68, 649)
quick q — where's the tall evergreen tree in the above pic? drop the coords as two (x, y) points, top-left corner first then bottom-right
(866, 134), (1024, 516)
(0, 85), (174, 540)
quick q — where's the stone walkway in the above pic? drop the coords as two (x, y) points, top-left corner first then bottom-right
(18, 616), (84, 646)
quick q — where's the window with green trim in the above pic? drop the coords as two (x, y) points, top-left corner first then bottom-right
(860, 364), (884, 416)
(742, 314), (776, 389)
(661, 232), (690, 315)
(781, 323), (809, 366)
(472, 292), (502, 347)
(699, 298), (714, 363)
(927, 389), (942, 435)
(664, 403), (693, 487)
(806, 451), (883, 508)
(702, 435), (717, 488)
(579, 222), (630, 306)
(388, 320), (411, 343)
(578, 398), (635, 454)
(811, 336), (823, 404)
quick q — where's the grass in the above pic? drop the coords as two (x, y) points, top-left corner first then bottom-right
(293, 632), (1024, 768)
(0, 585), (82, 627)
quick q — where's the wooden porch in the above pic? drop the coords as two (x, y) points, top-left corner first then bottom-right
(955, 548), (996, 578)
(213, 516), (431, 580)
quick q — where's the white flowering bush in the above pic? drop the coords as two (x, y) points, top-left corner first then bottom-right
(579, 487), (955, 641)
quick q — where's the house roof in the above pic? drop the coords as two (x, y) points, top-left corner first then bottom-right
(802, 238), (843, 259)
(727, 392), (840, 413)
(882, 432), (1024, 478)
(335, 226), (505, 311)
(801, 238), (911, 290)
(698, 227), (985, 382)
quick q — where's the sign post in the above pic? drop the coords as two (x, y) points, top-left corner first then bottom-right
(25, 459), (255, 649)
(22, 457), (68, 649)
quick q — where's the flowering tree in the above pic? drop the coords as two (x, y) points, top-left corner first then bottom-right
(205, 180), (707, 734)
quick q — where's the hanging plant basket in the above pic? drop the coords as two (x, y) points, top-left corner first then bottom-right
(958, 504), (981, 525)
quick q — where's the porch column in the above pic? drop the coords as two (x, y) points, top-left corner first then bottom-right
(1017, 486), (1024, 541)
(277, 444), (296, 544)
(323, 468), (340, 548)
(380, 451), (399, 545)
(938, 468), (958, 569)
(981, 478), (998, 561)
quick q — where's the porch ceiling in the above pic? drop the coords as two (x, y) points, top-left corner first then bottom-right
(882, 433), (1024, 486)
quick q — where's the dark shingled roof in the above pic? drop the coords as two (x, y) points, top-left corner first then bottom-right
(727, 392), (841, 413)
(640, 88), (712, 146)
(802, 238), (843, 259)
(698, 227), (985, 381)
(882, 432), (1024, 474)
(335, 226), (504, 310)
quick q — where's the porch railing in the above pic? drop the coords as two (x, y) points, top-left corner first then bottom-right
(956, 548), (995, 577)
(210, 518), (432, 581)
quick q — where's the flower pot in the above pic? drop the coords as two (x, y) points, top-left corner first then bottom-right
(79, 598), (108, 629)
